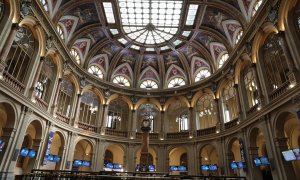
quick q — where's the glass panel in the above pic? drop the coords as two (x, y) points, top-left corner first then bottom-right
(168, 77), (185, 88)
(118, 0), (183, 45)
(70, 48), (80, 64)
(195, 69), (211, 82)
(218, 53), (229, 68)
(140, 79), (158, 89)
(103, 2), (116, 23)
(185, 4), (198, 25)
(88, 65), (104, 79)
(112, 75), (130, 87)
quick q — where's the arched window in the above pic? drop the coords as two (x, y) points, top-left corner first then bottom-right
(235, 30), (243, 45)
(112, 75), (130, 87)
(176, 112), (188, 132)
(218, 53), (229, 68)
(5, 27), (35, 86)
(56, 25), (64, 40)
(88, 65), (104, 79)
(167, 77), (185, 88)
(79, 91), (99, 126)
(140, 80), (158, 89)
(106, 100), (129, 131)
(57, 78), (74, 118)
(35, 59), (56, 103)
(39, 0), (49, 12)
(70, 48), (80, 64)
(262, 33), (289, 92)
(195, 69), (211, 82)
(196, 94), (217, 129)
(222, 80), (238, 123)
(252, 0), (263, 17)
(244, 69), (259, 109)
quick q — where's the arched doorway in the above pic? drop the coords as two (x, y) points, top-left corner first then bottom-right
(227, 138), (246, 177)
(103, 144), (125, 171)
(135, 147), (157, 171)
(275, 112), (299, 179)
(72, 139), (93, 171)
(169, 147), (188, 175)
(0, 102), (16, 168)
(200, 144), (219, 176)
(16, 120), (43, 174)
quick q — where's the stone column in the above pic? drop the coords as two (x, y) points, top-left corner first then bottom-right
(159, 110), (165, 140)
(64, 132), (78, 170)
(233, 84), (242, 121)
(126, 144), (136, 172)
(248, 147), (263, 180)
(131, 109), (137, 132)
(215, 98), (223, 131)
(250, 63), (264, 107)
(188, 107), (195, 138)
(278, 31), (300, 84)
(73, 94), (82, 126)
(35, 122), (52, 169)
(0, 127), (16, 171)
(49, 78), (62, 114)
(58, 147), (65, 170)
(100, 104), (108, 135)
(0, 23), (18, 69)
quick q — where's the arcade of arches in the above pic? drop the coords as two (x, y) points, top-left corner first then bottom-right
(0, 0), (300, 180)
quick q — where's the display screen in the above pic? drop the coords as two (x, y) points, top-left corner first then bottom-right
(28, 149), (36, 158)
(260, 156), (270, 165)
(149, 165), (155, 172)
(253, 158), (262, 166)
(293, 148), (300, 160)
(53, 155), (61, 162)
(230, 162), (238, 170)
(178, 166), (187, 171)
(0, 139), (5, 152)
(237, 162), (246, 169)
(201, 165), (209, 171)
(209, 164), (218, 171)
(20, 147), (29, 157)
(73, 160), (83, 167)
(47, 155), (54, 161)
(170, 166), (178, 172)
(113, 164), (122, 169)
(282, 150), (296, 161)
(105, 163), (114, 169)
(82, 161), (91, 167)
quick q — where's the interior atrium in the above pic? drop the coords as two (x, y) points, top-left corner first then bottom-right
(0, 0), (300, 179)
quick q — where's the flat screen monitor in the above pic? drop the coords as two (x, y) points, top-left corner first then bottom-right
(260, 156), (270, 165)
(178, 165), (187, 171)
(0, 139), (5, 152)
(170, 166), (178, 172)
(73, 160), (82, 167)
(53, 155), (61, 162)
(209, 164), (218, 171)
(28, 149), (36, 158)
(47, 155), (54, 161)
(201, 165), (209, 171)
(237, 162), (246, 169)
(253, 158), (262, 166)
(282, 150), (296, 161)
(293, 148), (300, 160)
(230, 162), (238, 170)
(113, 164), (122, 169)
(148, 165), (155, 172)
(82, 161), (91, 167)
(105, 163), (114, 169)
(20, 147), (29, 157)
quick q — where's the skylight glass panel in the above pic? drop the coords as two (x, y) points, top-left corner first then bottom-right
(173, 40), (182, 46)
(103, 2), (116, 23)
(161, 46), (170, 51)
(146, 48), (155, 51)
(110, 29), (119, 35)
(186, 4), (198, 25)
(119, 0), (183, 46)
(118, 38), (128, 44)
(131, 45), (140, 50)
(182, 31), (191, 37)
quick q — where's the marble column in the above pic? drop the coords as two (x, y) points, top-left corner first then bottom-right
(73, 94), (82, 126)
(51, 78), (62, 114)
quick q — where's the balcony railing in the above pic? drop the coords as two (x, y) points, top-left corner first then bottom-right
(105, 128), (127, 137)
(247, 104), (258, 115)
(35, 97), (48, 111)
(269, 81), (289, 101)
(224, 118), (238, 130)
(78, 122), (97, 133)
(55, 112), (70, 124)
(3, 71), (25, 93)
(197, 127), (216, 136)
(167, 131), (189, 139)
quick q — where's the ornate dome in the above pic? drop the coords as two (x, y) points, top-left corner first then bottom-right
(41, 0), (256, 93)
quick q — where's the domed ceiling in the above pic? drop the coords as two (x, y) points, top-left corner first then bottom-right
(42, 0), (261, 90)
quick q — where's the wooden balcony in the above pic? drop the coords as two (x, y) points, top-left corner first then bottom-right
(224, 118), (238, 130)
(269, 81), (289, 101)
(55, 112), (70, 124)
(3, 71), (25, 93)
(35, 97), (48, 111)
(197, 127), (216, 136)
(105, 128), (128, 137)
(78, 122), (97, 133)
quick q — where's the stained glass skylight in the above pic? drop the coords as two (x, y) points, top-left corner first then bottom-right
(119, 0), (183, 46)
